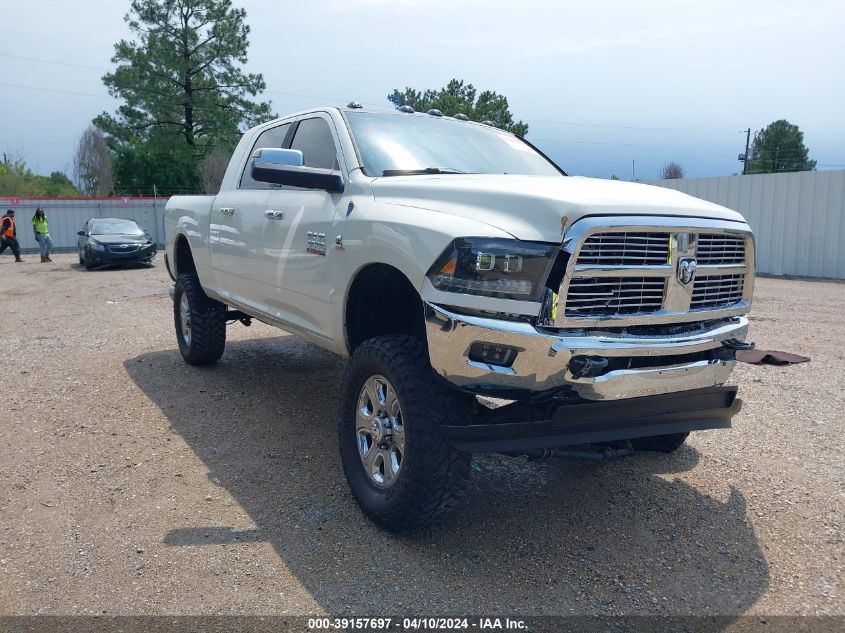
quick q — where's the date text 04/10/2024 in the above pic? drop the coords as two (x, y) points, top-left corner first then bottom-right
(306, 617), (528, 631)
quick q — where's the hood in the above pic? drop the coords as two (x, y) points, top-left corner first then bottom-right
(370, 174), (746, 242)
(90, 234), (150, 244)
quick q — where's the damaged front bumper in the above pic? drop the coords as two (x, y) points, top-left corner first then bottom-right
(425, 303), (749, 401)
(443, 386), (740, 453)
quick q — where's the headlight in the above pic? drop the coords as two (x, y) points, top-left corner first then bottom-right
(89, 240), (106, 252)
(427, 237), (558, 301)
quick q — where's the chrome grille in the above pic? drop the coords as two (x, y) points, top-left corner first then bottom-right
(691, 274), (744, 310)
(578, 232), (669, 266)
(696, 234), (745, 265)
(556, 219), (753, 327)
(565, 277), (666, 316)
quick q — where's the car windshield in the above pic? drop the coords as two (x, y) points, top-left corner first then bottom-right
(345, 112), (563, 178)
(91, 220), (145, 236)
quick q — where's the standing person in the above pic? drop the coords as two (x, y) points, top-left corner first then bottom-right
(32, 208), (53, 262)
(0, 209), (23, 263)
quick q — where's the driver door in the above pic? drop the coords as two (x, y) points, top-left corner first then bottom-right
(257, 114), (346, 339)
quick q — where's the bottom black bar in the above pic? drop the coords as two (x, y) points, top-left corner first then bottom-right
(441, 386), (740, 452)
(0, 615), (842, 633)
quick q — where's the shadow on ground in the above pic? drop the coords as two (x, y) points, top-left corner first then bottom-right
(124, 336), (769, 618)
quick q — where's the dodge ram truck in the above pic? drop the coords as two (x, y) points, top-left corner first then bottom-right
(164, 105), (755, 531)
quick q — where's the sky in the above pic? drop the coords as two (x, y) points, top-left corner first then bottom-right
(1, 0), (844, 182)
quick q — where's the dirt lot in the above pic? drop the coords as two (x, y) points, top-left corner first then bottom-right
(0, 253), (842, 617)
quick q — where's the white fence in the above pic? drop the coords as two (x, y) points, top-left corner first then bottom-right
(0, 197), (166, 253)
(648, 170), (845, 279)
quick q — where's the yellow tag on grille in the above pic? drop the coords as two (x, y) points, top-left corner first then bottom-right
(668, 235), (676, 264)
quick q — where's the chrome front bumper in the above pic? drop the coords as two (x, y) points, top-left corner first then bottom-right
(425, 303), (748, 401)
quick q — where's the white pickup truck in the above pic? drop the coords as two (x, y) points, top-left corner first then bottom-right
(164, 105), (755, 531)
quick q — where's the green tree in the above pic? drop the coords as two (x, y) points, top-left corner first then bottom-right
(388, 79), (529, 137)
(0, 157), (81, 197)
(747, 120), (816, 174)
(95, 0), (273, 195)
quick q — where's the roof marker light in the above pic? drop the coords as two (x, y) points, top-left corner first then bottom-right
(427, 109), (444, 117)
(347, 101), (363, 109)
(453, 113), (469, 121)
(398, 105), (415, 113)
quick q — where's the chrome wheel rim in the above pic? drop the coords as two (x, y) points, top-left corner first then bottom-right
(179, 293), (192, 346)
(356, 375), (405, 488)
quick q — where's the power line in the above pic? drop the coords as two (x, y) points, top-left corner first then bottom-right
(3, 55), (842, 163)
(0, 82), (113, 99)
(530, 137), (742, 148)
(0, 51), (759, 136)
(0, 51), (108, 71)
(526, 118), (743, 134)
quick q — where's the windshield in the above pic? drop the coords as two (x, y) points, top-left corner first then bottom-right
(345, 112), (563, 178)
(91, 220), (145, 236)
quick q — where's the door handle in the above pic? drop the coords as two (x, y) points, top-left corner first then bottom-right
(264, 210), (285, 220)
(220, 207), (236, 216)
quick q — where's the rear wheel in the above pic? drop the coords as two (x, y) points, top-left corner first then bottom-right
(339, 335), (472, 532)
(173, 272), (226, 365)
(631, 432), (689, 453)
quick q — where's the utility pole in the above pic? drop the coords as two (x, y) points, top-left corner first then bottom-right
(740, 128), (751, 175)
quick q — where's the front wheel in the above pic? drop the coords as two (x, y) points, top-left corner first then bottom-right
(83, 249), (94, 270)
(173, 272), (226, 365)
(338, 335), (472, 532)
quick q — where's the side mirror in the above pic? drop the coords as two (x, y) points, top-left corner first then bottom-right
(77, 230), (85, 236)
(252, 158), (344, 194)
(252, 147), (303, 167)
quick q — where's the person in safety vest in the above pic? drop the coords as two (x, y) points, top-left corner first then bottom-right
(32, 208), (53, 263)
(0, 210), (23, 262)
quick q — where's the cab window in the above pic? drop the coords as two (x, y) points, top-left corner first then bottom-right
(289, 117), (339, 170)
(239, 122), (292, 189)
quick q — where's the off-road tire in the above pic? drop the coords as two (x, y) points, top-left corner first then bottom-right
(339, 335), (472, 532)
(631, 432), (690, 453)
(173, 272), (226, 365)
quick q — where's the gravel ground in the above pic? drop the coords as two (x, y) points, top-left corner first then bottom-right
(0, 253), (842, 617)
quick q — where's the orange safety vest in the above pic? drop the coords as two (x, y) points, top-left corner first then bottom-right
(1, 216), (14, 238)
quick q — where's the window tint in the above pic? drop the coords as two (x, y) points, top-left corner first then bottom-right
(289, 117), (339, 170)
(91, 220), (145, 236)
(240, 122), (292, 188)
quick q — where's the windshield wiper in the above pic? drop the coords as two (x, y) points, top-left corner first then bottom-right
(382, 167), (469, 176)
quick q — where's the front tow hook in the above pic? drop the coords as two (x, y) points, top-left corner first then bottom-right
(722, 338), (755, 351)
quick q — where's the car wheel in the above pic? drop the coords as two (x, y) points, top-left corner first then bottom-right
(173, 272), (226, 365)
(83, 249), (94, 270)
(78, 249), (84, 265)
(631, 432), (690, 453)
(338, 335), (472, 532)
